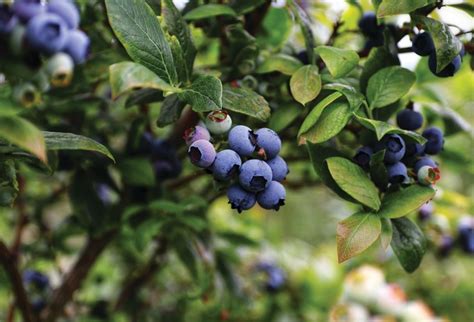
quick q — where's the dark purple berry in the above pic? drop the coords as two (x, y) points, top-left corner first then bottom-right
(183, 126), (210, 146)
(412, 32), (435, 56)
(458, 216), (474, 254)
(188, 139), (216, 168)
(358, 12), (383, 37)
(256, 263), (286, 293)
(396, 109), (423, 131)
(387, 162), (408, 184)
(353, 146), (373, 169)
(422, 127), (444, 155)
(228, 125), (256, 157)
(211, 149), (242, 181)
(266, 156), (289, 182)
(255, 128), (281, 159)
(438, 235), (454, 257)
(377, 134), (406, 164)
(13, 0), (44, 23)
(296, 50), (309, 64)
(26, 13), (68, 55)
(227, 184), (256, 213)
(63, 30), (90, 64)
(23, 270), (49, 290)
(239, 159), (272, 192)
(256, 181), (286, 210)
(428, 54), (461, 78)
(47, 0), (80, 29)
(0, 5), (18, 34)
(153, 158), (182, 180)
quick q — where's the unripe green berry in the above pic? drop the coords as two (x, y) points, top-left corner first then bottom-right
(44, 53), (74, 88)
(13, 83), (41, 108)
(417, 165), (440, 186)
(205, 110), (232, 135)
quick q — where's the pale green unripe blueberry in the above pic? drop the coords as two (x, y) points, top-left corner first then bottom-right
(238, 59), (255, 75)
(417, 165), (440, 186)
(44, 53), (74, 88)
(9, 24), (26, 57)
(13, 83), (41, 108)
(205, 110), (232, 135)
(242, 75), (258, 89)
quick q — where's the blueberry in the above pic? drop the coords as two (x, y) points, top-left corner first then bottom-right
(296, 50), (309, 64)
(227, 183), (257, 213)
(48, 0), (80, 29)
(23, 270), (49, 290)
(257, 181), (286, 210)
(239, 159), (273, 192)
(377, 134), (406, 164)
(266, 156), (289, 182)
(358, 12), (383, 37)
(412, 32), (435, 57)
(13, 82), (41, 108)
(255, 128), (281, 159)
(0, 5), (18, 34)
(183, 126), (211, 146)
(396, 109), (423, 131)
(13, 0), (44, 23)
(205, 110), (232, 135)
(26, 13), (68, 55)
(428, 53), (461, 78)
(211, 149), (242, 181)
(387, 162), (408, 184)
(418, 202), (433, 221)
(63, 30), (90, 64)
(458, 216), (474, 254)
(404, 142), (424, 159)
(353, 146), (373, 169)
(188, 139), (216, 168)
(256, 263), (286, 292)
(228, 125), (256, 157)
(96, 184), (115, 206)
(422, 127), (444, 155)
(364, 31), (384, 50)
(438, 234), (454, 257)
(151, 138), (174, 159)
(414, 157), (437, 173)
(417, 165), (441, 186)
(136, 133), (154, 155)
(153, 158), (182, 180)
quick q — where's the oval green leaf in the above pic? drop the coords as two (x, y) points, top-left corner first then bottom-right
(391, 217), (426, 273)
(177, 75), (223, 112)
(377, 0), (435, 17)
(184, 4), (237, 20)
(316, 46), (359, 78)
(256, 54), (303, 75)
(290, 65), (321, 105)
(223, 86), (270, 122)
(378, 185), (436, 218)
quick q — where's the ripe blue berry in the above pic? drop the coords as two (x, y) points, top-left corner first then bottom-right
(63, 30), (90, 64)
(422, 127), (444, 155)
(255, 128), (281, 159)
(412, 32), (435, 56)
(414, 157), (437, 173)
(417, 165), (440, 186)
(239, 159), (272, 192)
(227, 184), (257, 213)
(458, 216), (474, 254)
(228, 125), (256, 157)
(358, 12), (383, 37)
(205, 110), (232, 135)
(353, 146), (373, 169)
(418, 202), (433, 221)
(183, 126), (210, 146)
(428, 54), (461, 78)
(13, 0), (44, 23)
(377, 134), (406, 164)
(396, 109), (423, 131)
(257, 181), (286, 210)
(266, 156), (289, 182)
(188, 139), (216, 168)
(47, 0), (80, 29)
(153, 158), (182, 180)
(23, 270), (49, 290)
(211, 149), (242, 181)
(257, 263), (286, 293)
(404, 142), (424, 159)
(387, 162), (408, 184)
(0, 5), (18, 34)
(26, 13), (68, 55)
(438, 234), (454, 257)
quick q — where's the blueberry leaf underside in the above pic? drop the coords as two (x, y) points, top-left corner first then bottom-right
(391, 217), (426, 273)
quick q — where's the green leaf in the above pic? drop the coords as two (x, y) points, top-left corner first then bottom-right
(109, 62), (179, 99)
(0, 160), (18, 207)
(413, 15), (463, 72)
(367, 66), (416, 109)
(306, 143), (357, 203)
(289, 2), (316, 65)
(43, 132), (115, 162)
(391, 217), (426, 273)
(337, 212), (381, 263)
(369, 150), (388, 191)
(118, 157), (155, 187)
(161, 0), (196, 81)
(183, 4), (237, 20)
(380, 217), (393, 249)
(222, 86), (270, 121)
(177, 75), (222, 112)
(323, 83), (366, 111)
(0, 116), (46, 163)
(298, 92), (342, 141)
(326, 157), (381, 211)
(105, 0), (177, 85)
(377, 0), (435, 17)
(360, 47), (399, 93)
(378, 185), (436, 218)
(157, 94), (186, 127)
(300, 101), (352, 144)
(289, 65), (321, 105)
(256, 54), (303, 75)
(0, 97), (22, 116)
(230, 0), (267, 15)
(168, 35), (188, 84)
(315, 46), (359, 78)
(268, 103), (301, 132)
(354, 114), (427, 144)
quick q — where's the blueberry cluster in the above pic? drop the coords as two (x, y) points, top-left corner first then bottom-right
(354, 106), (443, 187)
(255, 262), (286, 293)
(139, 133), (182, 181)
(23, 269), (50, 313)
(185, 111), (289, 213)
(0, 0), (90, 101)
(358, 12), (385, 50)
(412, 32), (464, 78)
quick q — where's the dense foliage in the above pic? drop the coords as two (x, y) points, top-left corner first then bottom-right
(0, 0), (473, 321)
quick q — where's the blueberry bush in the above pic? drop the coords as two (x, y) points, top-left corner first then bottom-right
(0, 0), (473, 321)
